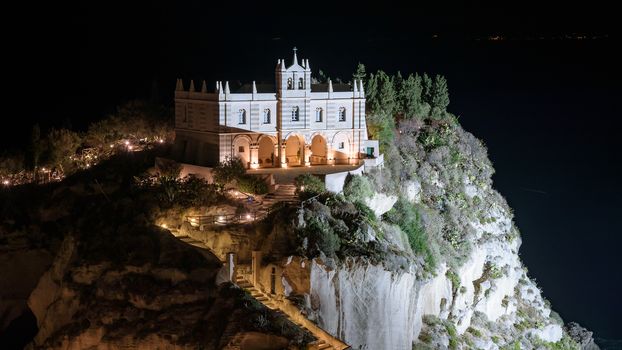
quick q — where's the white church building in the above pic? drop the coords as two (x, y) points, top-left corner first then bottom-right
(173, 48), (380, 169)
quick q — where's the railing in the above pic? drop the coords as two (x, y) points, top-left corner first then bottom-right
(186, 211), (266, 228)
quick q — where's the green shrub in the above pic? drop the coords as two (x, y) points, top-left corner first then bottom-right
(237, 175), (268, 195)
(213, 156), (245, 186)
(385, 198), (436, 270)
(445, 322), (458, 350)
(294, 174), (325, 199)
(301, 216), (340, 257)
(343, 174), (374, 204)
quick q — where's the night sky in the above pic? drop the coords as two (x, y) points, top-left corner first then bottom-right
(6, 0), (621, 341)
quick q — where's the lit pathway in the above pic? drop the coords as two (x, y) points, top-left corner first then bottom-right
(233, 275), (349, 350)
(170, 185), (349, 349)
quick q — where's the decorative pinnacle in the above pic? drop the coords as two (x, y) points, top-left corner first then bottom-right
(293, 47), (298, 66)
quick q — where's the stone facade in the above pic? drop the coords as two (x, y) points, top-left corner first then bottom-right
(173, 48), (380, 169)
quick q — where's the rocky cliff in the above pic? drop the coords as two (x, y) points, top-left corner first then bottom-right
(287, 117), (597, 349)
(0, 151), (312, 350)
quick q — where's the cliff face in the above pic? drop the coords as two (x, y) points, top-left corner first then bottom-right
(0, 152), (312, 350)
(294, 119), (591, 349)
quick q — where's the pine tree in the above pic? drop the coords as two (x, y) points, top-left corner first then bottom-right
(422, 73), (433, 106)
(401, 74), (423, 119)
(366, 72), (378, 112)
(431, 75), (450, 111)
(394, 71), (404, 114)
(353, 63), (367, 82)
(365, 71), (397, 153)
(376, 70), (397, 116)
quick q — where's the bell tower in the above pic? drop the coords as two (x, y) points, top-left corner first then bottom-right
(275, 47), (311, 97)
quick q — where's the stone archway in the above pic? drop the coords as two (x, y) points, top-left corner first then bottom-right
(258, 136), (276, 168)
(284, 134), (304, 166)
(233, 135), (251, 168)
(331, 132), (351, 165)
(310, 134), (327, 165)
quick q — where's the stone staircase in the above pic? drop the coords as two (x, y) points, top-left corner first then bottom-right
(233, 275), (346, 350)
(262, 184), (299, 208)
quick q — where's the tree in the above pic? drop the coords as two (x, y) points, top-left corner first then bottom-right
(431, 74), (450, 111)
(394, 71), (405, 114)
(45, 128), (82, 172)
(401, 74), (423, 119)
(352, 63), (367, 83)
(318, 69), (329, 83)
(422, 73), (433, 106)
(212, 156), (246, 187)
(367, 70), (397, 116)
(365, 72), (378, 106)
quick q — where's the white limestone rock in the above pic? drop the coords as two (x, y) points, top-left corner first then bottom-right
(364, 192), (398, 217)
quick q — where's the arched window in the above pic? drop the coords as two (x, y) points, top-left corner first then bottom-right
(315, 107), (323, 122)
(263, 109), (271, 124)
(291, 106), (300, 121)
(298, 78), (304, 89)
(338, 107), (346, 121)
(287, 78), (293, 90)
(238, 109), (246, 124)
